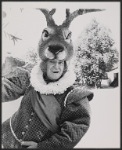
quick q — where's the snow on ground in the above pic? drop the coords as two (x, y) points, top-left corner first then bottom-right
(75, 87), (120, 148)
(2, 87), (120, 148)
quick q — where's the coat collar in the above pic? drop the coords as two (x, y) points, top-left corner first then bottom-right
(30, 61), (76, 95)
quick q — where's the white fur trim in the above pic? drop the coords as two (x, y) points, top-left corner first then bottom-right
(30, 60), (76, 95)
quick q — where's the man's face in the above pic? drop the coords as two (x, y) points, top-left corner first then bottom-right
(46, 59), (65, 81)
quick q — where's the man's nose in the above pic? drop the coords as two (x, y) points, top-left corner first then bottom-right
(54, 62), (59, 69)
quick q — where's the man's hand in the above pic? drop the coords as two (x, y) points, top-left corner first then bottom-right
(2, 56), (25, 77)
(21, 141), (38, 149)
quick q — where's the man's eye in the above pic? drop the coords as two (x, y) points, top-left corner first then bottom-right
(59, 61), (63, 65)
(49, 60), (54, 64)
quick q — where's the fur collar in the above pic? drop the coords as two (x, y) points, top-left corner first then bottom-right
(30, 61), (76, 95)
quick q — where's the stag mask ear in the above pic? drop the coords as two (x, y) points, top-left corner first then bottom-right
(37, 8), (56, 27)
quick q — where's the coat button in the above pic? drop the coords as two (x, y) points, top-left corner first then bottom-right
(29, 119), (32, 122)
(19, 139), (23, 142)
(22, 132), (25, 135)
(31, 112), (34, 116)
(25, 125), (28, 129)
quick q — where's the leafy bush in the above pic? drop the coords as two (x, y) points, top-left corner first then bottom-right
(75, 19), (119, 87)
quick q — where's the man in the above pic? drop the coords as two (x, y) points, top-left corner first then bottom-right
(2, 55), (93, 149)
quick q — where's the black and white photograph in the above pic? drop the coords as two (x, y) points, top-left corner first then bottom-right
(2, 1), (120, 149)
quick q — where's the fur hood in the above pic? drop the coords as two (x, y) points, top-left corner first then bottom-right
(30, 60), (76, 95)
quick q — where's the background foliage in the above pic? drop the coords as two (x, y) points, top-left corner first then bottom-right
(74, 19), (119, 87)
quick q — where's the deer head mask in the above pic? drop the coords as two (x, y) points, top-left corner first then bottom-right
(37, 9), (103, 61)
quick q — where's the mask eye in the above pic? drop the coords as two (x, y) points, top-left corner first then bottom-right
(66, 32), (72, 40)
(42, 30), (49, 40)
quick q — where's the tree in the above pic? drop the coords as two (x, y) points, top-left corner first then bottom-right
(25, 48), (38, 64)
(75, 19), (119, 87)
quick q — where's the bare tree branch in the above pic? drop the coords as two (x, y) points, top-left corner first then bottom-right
(4, 31), (22, 45)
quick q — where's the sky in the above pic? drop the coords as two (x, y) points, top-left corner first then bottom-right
(2, 2), (120, 62)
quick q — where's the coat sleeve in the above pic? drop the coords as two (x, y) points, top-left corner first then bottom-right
(37, 89), (93, 149)
(2, 67), (30, 102)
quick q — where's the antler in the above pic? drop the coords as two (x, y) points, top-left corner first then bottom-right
(37, 8), (56, 26)
(62, 9), (105, 27)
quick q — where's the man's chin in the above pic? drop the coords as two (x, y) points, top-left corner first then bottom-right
(50, 74), (61, 81)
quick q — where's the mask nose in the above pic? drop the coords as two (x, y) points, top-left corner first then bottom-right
(48, 45), (64, 55)
(45, 45), (66, 60)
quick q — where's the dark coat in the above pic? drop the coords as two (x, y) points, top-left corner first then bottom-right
(2, 67), (93, 149)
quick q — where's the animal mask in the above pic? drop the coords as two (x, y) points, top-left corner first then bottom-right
(37, 9), (103, 61)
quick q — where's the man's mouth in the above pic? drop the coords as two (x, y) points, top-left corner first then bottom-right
(53, 71), (59, 73)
